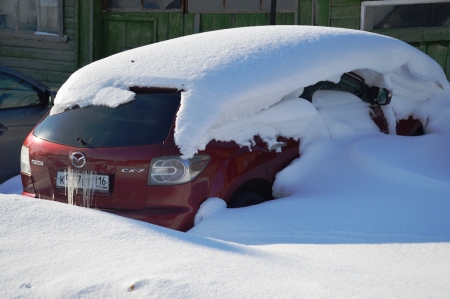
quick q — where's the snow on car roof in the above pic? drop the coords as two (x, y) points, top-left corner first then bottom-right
(51, 26), (449, 158)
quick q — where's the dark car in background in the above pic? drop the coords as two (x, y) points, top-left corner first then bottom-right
(18, 72), (414, 232)
(0, 66), (55, 184)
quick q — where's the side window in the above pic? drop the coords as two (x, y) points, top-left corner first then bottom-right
(361, 1), (450, 31)
(300, 74), (369, 103)
(0, 73), (41, 110)
(0, 0), (63, 36)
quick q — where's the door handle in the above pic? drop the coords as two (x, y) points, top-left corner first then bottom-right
(0, 124), (8, 132)
(270, 141), (287, 150)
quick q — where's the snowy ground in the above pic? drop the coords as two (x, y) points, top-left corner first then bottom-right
(2, 26), (450, 298)
(0, 192), (449, 298)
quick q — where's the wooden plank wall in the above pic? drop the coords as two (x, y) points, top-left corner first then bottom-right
(96, 10), (296, 61)
(0, 0), (77, 88)
(197, 12), (295, 33)
(97, 11), (185, 61)
(329, 0), (360, 29)
(315, 0), (330, 26)
(299, 0), (312, 25)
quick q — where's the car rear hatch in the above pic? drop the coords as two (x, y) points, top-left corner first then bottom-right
(29, 89), (180, 210)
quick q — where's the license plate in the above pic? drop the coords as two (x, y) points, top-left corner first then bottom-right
(56, 171), (109, 192)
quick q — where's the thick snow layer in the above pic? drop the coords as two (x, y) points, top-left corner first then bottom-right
(51, 26), (448, 158)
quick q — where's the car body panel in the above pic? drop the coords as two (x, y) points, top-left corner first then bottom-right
(23, 133), (162, 210)
(397, 117), (423, 136)
(257, 137), (300, 182)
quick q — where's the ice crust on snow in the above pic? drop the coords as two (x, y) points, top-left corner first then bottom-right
(51, 26), (448, 158)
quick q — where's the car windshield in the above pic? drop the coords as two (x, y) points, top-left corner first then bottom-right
(33, 92), (180, 147)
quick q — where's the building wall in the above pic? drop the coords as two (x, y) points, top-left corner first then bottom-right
(79, 8), (299, 67)
(330, 0), (360, 29)
(0, 0), (77, 88)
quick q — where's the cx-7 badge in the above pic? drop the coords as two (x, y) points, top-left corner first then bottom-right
(122, 168), (145, 173)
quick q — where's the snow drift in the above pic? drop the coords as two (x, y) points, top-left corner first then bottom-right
(188, 89), (450, 245)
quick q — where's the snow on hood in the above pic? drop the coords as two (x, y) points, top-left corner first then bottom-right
(51, 26), (449, 158)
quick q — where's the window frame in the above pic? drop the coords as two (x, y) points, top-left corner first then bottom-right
(361, 0), (450, 31)
(0, 0), (66, 42)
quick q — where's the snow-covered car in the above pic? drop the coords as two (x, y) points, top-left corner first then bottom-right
(19, 26), (446, 231)
(0, 66), (55, 184)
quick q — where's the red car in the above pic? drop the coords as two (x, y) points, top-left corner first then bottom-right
(20, 73), (420, 231)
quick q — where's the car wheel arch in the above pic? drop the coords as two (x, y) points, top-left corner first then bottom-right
(204, 146), (271, 203)
(226, 178), (273, 201)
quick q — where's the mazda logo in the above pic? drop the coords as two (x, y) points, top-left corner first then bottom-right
(70, 152), (86, 168)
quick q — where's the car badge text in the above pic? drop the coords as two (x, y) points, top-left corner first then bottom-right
(31, 159), (44, 166)
(70, 152), (86, 168)
(122, 168), (145, 173)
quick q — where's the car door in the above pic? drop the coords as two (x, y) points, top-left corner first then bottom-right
(0, 69), (53, 184)
(256, 137), (300, 182)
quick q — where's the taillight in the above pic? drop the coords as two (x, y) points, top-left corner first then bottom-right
(20, 146), (31, 175)
(148, 155), (210, 185)
(21, 174), (36, 195)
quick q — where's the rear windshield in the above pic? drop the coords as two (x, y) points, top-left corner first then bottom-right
(33, 92), (180, 147)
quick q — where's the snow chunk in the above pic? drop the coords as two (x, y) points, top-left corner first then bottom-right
(194, 197), (227, 226)
(51, 87), (135, 114)
(51, 26), (449, 157)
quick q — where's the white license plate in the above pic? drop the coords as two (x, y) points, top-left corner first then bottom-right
(56, 171), (109, 192)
